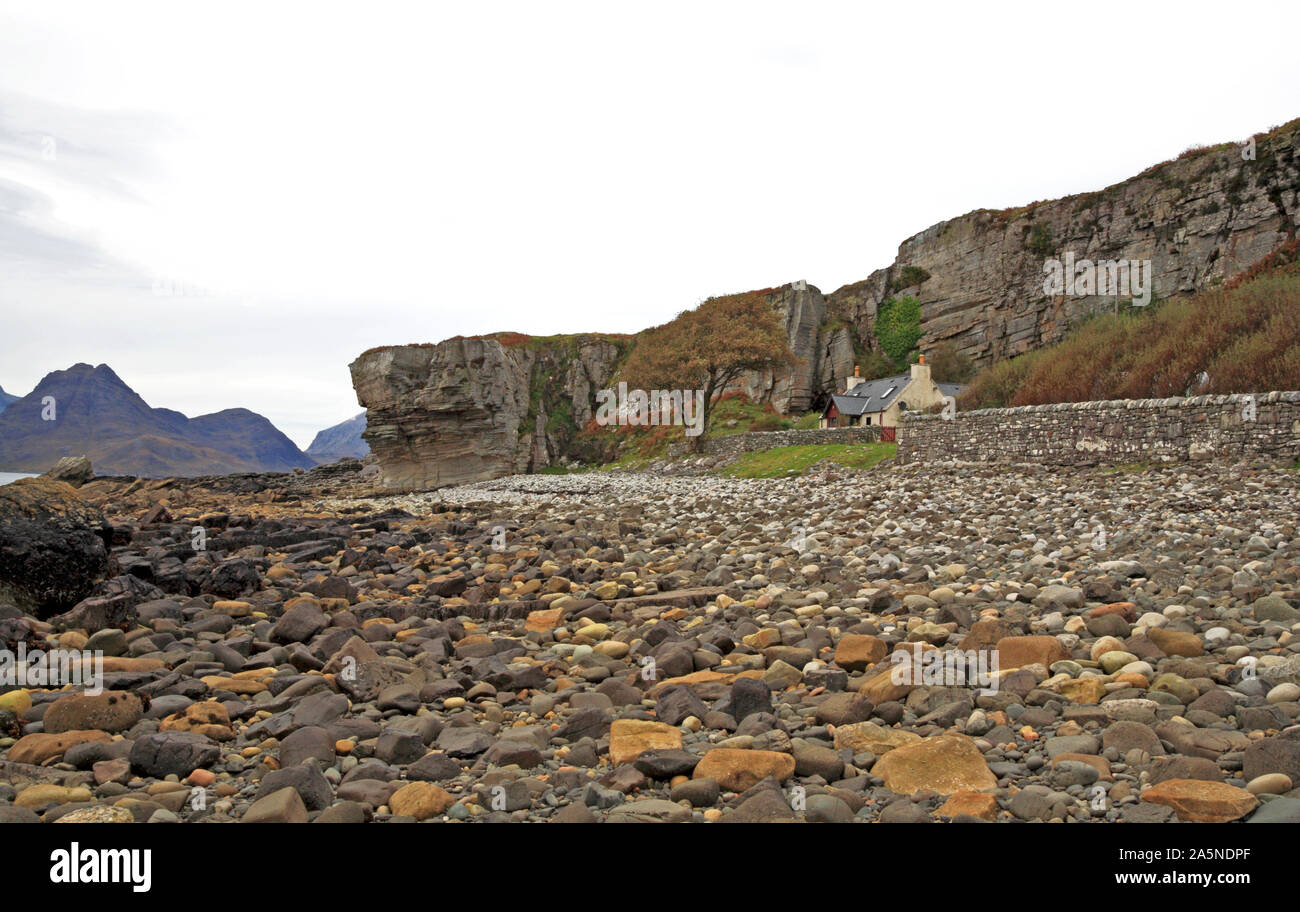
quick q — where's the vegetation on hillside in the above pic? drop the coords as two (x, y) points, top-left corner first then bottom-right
(873, 295), (923, 369)
(618, 290), (796, 443)
(888, 265), (931, 294)
(570, 392), (793, 465)
(959, 239), (1300, 410)
(927, 341), (976, 383)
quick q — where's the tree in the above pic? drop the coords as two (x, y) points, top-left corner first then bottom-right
(619, 291), (796, 446)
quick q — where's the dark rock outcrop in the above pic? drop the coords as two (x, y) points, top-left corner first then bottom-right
(0, 477), (111, 617)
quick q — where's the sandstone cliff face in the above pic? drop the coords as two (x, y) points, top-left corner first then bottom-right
(733, 284), (850, 413)
(349, 336), (624, 490)
(831, 124), (1300, 368)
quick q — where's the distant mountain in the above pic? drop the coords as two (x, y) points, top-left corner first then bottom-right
(0, 363), (315, 477)
(306, 412), (369, 463)
(0, 384), (19, 413)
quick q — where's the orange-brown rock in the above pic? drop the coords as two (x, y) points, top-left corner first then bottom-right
(870, 733), (997, 796)
(525, 607), (565, 633)
(160, 700), (235, 740)
(994, 635), (1069, 670)
(609, 719), (682, 766)
(857, 664), (916, 704)
(1058, 677), (1107, 704)
(1147, 627), (1204, 658)
(693, 748), (795, 792)
(42, 692), (143, 734)
(1140, 778), (1257, 822)
(1090, 602), (1137, 621)
(647, 668), (740, 697)
(833, 721), (921, 755)
(388, 781), (455, 820)
(936, 790), (999, 820)
(8, 729), (111, 765)
(833, 634), (887, 672)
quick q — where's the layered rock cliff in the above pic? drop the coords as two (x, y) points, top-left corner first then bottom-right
(354, 120), (1298, 488)
(349, 335), (627, 490)
(832, 121), (1300, 367)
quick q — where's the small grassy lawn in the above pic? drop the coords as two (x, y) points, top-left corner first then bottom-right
(720, 442), (896, 478)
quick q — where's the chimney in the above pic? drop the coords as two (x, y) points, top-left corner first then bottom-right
(846, 364), (864, 392)
(910, 353), (931, 384)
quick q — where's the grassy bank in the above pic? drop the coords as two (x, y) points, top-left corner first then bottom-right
(720, 442), (896, 478)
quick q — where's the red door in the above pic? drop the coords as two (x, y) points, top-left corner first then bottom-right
(881, 426), (896, 442)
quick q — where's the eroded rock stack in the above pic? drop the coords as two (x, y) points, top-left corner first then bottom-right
(349, 336), (626, 490)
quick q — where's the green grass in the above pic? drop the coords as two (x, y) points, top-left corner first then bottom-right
(1099, 462), (1152, 475)
(793, 411), (821, 429)
(720, 443), (896, 478)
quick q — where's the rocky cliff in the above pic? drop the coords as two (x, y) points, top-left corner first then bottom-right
(354, 119), (1299, 488)
(833, 120), (1300, 367)
(349, 335), (628, 490)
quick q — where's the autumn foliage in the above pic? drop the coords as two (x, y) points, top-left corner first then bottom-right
(618, 290), (796, 441)
(959, 241), (1300, 410)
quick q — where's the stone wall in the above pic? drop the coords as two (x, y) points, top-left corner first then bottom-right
(669, 426), (881, 460)
(898, 392), (1300, 466)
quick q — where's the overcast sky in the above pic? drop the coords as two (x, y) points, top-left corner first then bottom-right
(2, 1), (1298, 448)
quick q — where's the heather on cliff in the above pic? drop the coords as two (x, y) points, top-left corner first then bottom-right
(959, 239), (1300, 409)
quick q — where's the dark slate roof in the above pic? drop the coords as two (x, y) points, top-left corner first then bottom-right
(827, 373), (909, 416)
(824, 375), (968, 417)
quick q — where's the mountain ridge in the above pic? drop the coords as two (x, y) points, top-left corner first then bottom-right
(0, 363), (315, 477)
(306, 412), (369, 464)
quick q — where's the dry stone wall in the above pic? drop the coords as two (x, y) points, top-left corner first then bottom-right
(898, 392), (1300, 466)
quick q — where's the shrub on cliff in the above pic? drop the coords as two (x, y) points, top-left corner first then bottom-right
(856, 350), (900, 381)
(1026, 223), (1054, 257)
(927, 341), (975, 383)
(873, 295), (923, 368)
(888, 265), (931, 293)
(618, 291), (796, 442)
